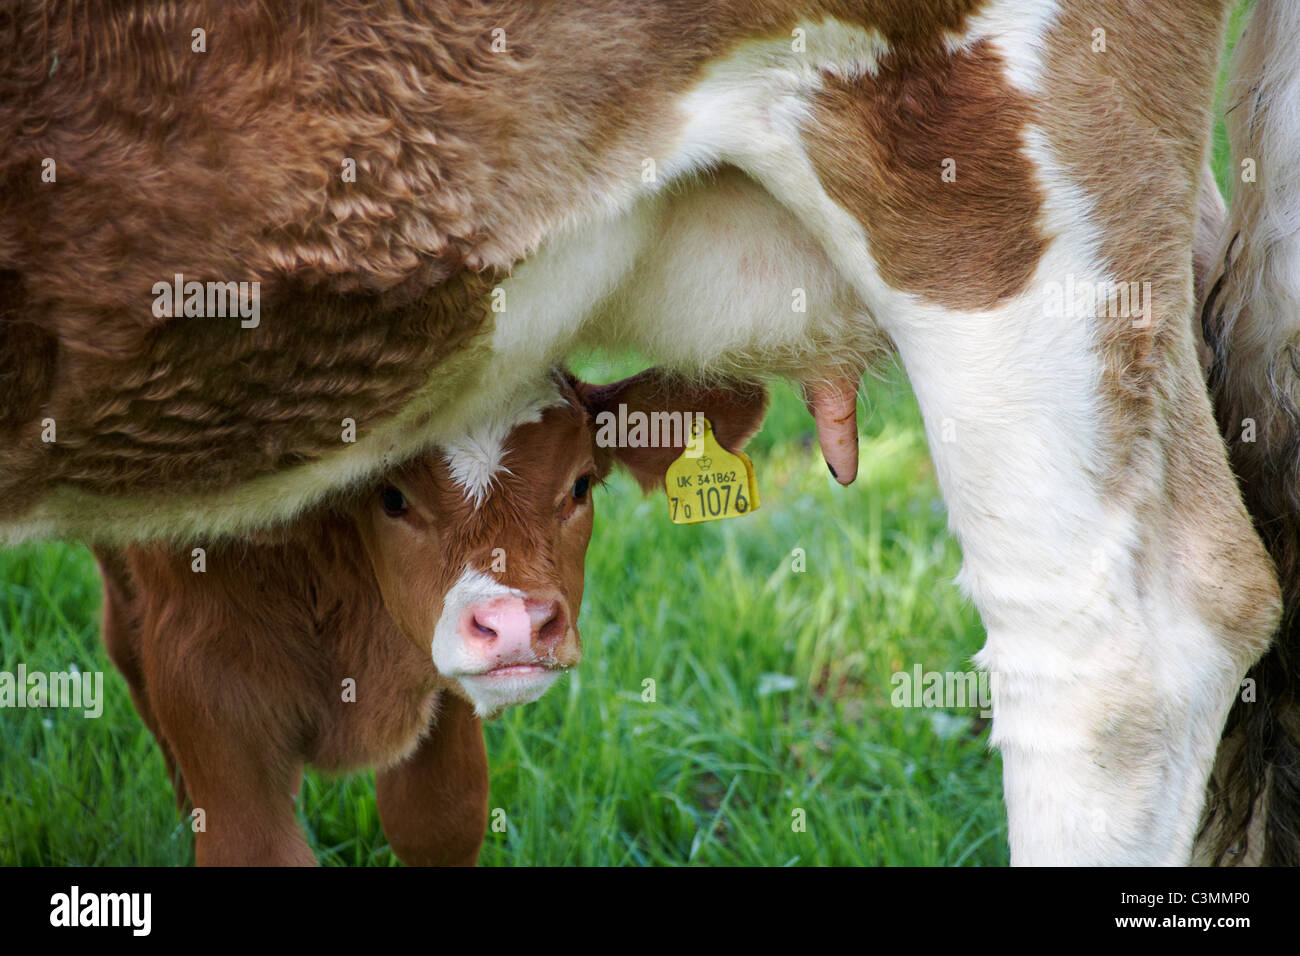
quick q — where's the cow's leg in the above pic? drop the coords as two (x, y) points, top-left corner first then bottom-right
(646, 0), (1277, 866)
(879, 270), (1278, 863)
(375, 692), (488, 867)
(625, 150), (1277, 857)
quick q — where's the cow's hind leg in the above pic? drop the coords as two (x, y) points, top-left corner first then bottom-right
(375, 692), (488, 866)
(731, 0), (1281, 865)
(890, 280), (1278, 864)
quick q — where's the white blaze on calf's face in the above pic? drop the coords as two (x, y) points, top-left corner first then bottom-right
(440, 387), (563, 508)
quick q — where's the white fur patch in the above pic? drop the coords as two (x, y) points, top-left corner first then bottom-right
(431, 568), (520, 678)
(441, 384), (565, 508)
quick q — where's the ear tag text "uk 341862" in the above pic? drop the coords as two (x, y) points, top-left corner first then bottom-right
(664, 417), (760, 525)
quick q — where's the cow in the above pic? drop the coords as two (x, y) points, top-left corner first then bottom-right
(93, 368), (768, 865)
(1, 0), (1298, 865)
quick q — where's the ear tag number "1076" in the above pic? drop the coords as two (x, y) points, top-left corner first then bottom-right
(664, 418), (760, 525)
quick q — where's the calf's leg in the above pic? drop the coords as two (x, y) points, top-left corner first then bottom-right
(151, 697), (316, 867)
(375, 692), (488, 866)
(93, 547), (187, 803)
(135, 601), (318, 866)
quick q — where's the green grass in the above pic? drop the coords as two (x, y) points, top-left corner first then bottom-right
(1214, 0), (1254, 199)
(0, 8), (1249, 867)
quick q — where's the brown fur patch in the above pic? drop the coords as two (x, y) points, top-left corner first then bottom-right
(804, 40), (1047, 311)
(45, 271), (495, 496)
(0, 0), (988, 520)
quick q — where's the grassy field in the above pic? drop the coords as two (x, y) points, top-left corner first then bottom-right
(0, 7), (1251, 867)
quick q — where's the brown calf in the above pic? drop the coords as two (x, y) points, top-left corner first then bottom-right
(95, 370), (767, 865)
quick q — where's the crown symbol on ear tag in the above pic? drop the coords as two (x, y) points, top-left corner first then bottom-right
(664, 417), (760, 525)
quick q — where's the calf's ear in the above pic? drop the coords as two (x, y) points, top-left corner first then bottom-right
(572, 369), (768, 492)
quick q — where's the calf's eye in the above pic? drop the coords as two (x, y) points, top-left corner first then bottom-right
(572, 475), (591, 500)
(380, 486), (408, 517)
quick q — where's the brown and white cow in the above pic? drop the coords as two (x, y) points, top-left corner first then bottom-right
(95, 369), (767, 865)
(2, 0), (1298, 865)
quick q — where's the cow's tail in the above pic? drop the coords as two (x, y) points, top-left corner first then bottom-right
(1199, 0), (1300, 866)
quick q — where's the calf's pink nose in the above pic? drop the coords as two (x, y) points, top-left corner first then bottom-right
(462, 595), (567, 660)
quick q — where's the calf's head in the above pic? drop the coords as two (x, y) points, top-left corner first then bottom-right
(353, 369), (767, 717)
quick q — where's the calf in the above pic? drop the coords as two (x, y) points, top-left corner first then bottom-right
(95, 370), (767, 866)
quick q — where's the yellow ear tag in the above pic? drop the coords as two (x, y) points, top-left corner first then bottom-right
(664, 417), (760, 525)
